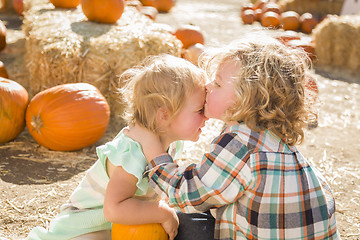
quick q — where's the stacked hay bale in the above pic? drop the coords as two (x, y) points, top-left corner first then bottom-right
(23, 0), (182, 129)
(277, 0), (344, 18)
(313, 15), (360, 82)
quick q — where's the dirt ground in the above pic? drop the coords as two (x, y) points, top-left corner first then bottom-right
(0, 0), (359, 239)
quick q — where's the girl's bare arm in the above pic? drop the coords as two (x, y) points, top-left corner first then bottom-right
(103, 161), (178, 239)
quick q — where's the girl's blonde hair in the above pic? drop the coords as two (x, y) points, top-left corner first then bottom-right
(120, 54), (206, 133)
(201, 34), (316, 146)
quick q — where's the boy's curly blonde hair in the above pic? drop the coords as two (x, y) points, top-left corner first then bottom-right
(201, 34), (316, 146)
(119, 54), (206, 133)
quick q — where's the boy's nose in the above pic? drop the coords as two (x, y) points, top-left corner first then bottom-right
(205, 83), (211, 92)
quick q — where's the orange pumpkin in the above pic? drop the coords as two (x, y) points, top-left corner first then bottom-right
(0, 0), (5, 11)
(140, 0), (174, 12)
(261, 2), (281, 16)
(0, 20), (6, 51)
(241, 2), (254, 12)
(275, 30), (301, 45)
(182, 43), (205, 66)
(174, 24), (205, 49)
(0, 78), (29, 143)
(154, 0), (174, 12)
(81, 0), (125, 24)
(0, 60), (9, 78)
(50, 0), (80, 8)
(12, 0), (23, 16)
(261, 11), (280, 28)
(111, 223), (168, 240)
(287, 37), (316, 61)
(300, 13), (318, 33)
(253, 8), (263, 21)
(253, 0), (269, 10)
(280, 11), (300, 31)
(241, 9), (255, 25)
(139, 0), (157, 8)
(25, 83), (110, 151)
(139, 6), (158, 20)
(305, 72), (318, 95)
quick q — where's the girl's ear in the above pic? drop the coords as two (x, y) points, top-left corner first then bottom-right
(156, 107), (169, 125)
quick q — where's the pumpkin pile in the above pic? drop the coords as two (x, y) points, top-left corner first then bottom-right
(240, 0), (319, 34)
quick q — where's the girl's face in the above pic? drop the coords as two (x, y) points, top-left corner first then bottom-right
(205, 60), (238, 122)
(165, 87), (208, 142)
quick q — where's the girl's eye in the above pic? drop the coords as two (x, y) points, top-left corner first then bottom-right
(214, 81), (220, 87)
(198, 107), (204, 114)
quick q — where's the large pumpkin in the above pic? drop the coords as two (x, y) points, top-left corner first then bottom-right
(81, 0), (125, 24)
(0, 20), (6, 51)
(25, 83), (110, 151)
(0, 60), (9, 78)
(111, 223), (168, 240)
(0, 78), (29, 143)
(50, 0), (80, 8)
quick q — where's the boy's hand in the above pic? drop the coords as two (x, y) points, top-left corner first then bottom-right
(125, 124), (165, 161)
(159, 201), (179, 240)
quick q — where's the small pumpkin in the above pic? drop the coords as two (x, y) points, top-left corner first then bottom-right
(25, 83), (110, 151)
(300, 13), (318, 34)
(154, 0), (174, 12)
(0, 78), (29, 143)
(139, 6), (158, 20)
(140, 0), (174, 12)
(0, 0), (5, 11)
(111, 223), (168, 240)
(280, 11), (300, 31)
(275, 30), (301, 45)
(253, 8), (262, 22)
(287, 37), (316, 61)
(253, 0), (269, 10)
(0, 60), (9, 78)
(12, 0), (23, 16)
(241, 9), (255, 25)
(305, 72), (319, 95)
(182, 43), (205, 66)
(261, 11), (280, 28)
(50, 0), (80, 8)
(241, 2), (254, 12)
(174, 24), (205, 49)
(0, 20), (6, 51)
(261, 2), (281, 16)
(81, 0), (125, 24)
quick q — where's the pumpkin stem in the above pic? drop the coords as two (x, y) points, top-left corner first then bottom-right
(31, 114), (43, 133)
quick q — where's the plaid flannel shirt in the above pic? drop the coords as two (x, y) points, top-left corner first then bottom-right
(148, 123), (339, 240)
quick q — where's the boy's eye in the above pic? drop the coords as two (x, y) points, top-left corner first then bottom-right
(214, 81), (220, 87)
(198, 107), (204, 114)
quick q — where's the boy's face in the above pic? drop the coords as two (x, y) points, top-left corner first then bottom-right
(166, 87), (207, 142)
(205, 60), (238, 121)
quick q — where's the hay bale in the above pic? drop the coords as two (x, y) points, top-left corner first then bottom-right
(277, 0), (344, 18)
(23, 0), (182, 128)
(313, 15), (360, 82)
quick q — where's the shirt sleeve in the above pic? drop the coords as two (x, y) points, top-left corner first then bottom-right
(96, 133), (149, 195)
(147, 132), (254, 213)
